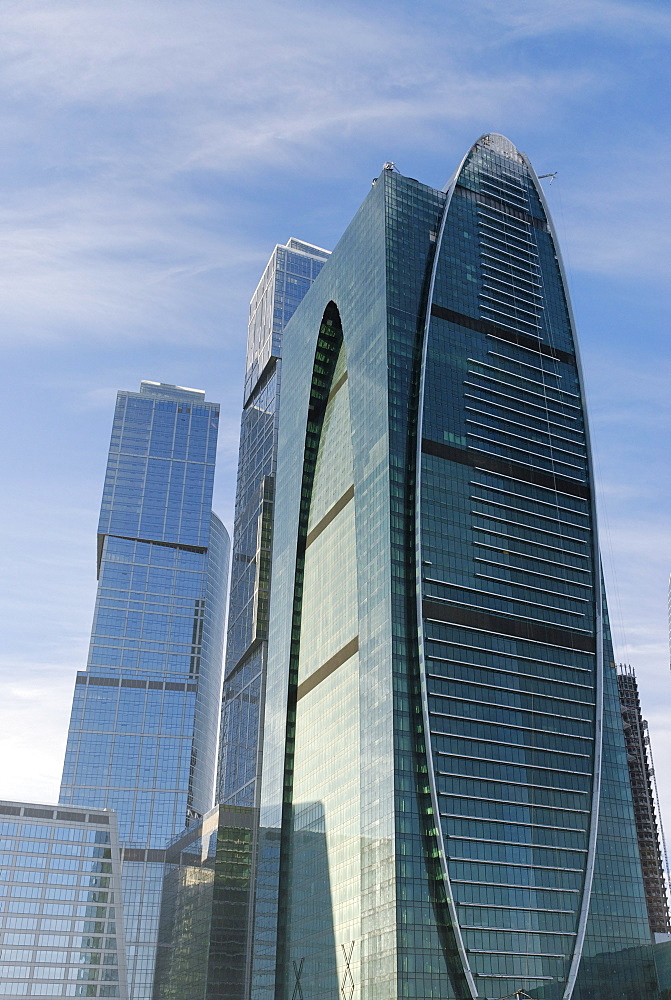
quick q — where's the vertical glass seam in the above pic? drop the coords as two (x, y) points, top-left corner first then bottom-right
(415, 150), (479, 1000)
(523, 156), (606, 1000)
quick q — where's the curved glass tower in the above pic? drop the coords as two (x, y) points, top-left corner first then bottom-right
(253, 136), (659, 999)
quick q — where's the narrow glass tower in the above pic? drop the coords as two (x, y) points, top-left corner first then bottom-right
(253, 137), (658, 999)
(217, 239), (329, 807)
(60, 381), (229, 1000)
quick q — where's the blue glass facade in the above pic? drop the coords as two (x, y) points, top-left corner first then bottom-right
(0, 800), (128, 999)
(217, 240), (329, 808)
(59, 382), (229, 1000)
(252, 137), (658, 1000)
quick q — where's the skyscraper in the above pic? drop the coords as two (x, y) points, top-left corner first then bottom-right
(59, 381), (229, 1000)
(217, 239), (330, 808)
(252, 136), (658, 999)
(617, 665), (670, 938)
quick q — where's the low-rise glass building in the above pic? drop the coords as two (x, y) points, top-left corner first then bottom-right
(152, 804), (255, 1000)
(0, 800), (127, 999)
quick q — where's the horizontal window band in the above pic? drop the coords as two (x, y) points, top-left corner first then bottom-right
(434, 735), (590, 760)
(427, 658), (593, 693)
(482, 282), (543, 306)
(327, 369), (349, 404)
(102, 533), (207, 555)
(424, 579), (587, 617)
(467, 435), (585, 472)
(441, 791), (589, 813)
(480, 286), (543, 312)
(466, 401), (582, 438)
(470, 495), (590, 530)
(474, 542), (592, 576)
(296, 636), (359, 701)
(429, 683), (594, 718)
(474, 571), (590, 603)
(478, 221), (538, 250)
(223, 636), (265, 684)
(478, 195), (532, 216)
(436, 769), (589, 795)
(76, 673), (196, 692)
(421, 438), (590, 500)
(468, 360), (578, 398)
(430, 304), (575, 366)
(422, 599), (596, 652)
(481, 267), (542, 296)
(431, 707), (593, 742)
(461, 925), (577, 936)
(452, 857), (584, 872)
(467, 948), (568, 959)
(425, 639), (593, 674)
(486, 351), (560, 379)
(466, 421), (586, 460)
(464, 385), (578, 424)
(478, 183), (530, 210)
(479, 233), (538, 259)
(305, 485), (354, 548)
(471, 513), (588, 547)
(443, 812), (587, 835)
(453, 881), (578, 898)
(470, 483), (587, 517)
(480, 251), (540, 282)
(478, 201), (532, 224)
(480, 308), (542, 334)
(465, 371), (579, 410)
(473, 974), (556, 981)
(446, 833), (588, 852)
(471, 525), (590, 562)
(456, 184), (548, 231)
(122, 848), (167, 863)
(480, 292), (543, 320)
(423, 593), (590, 632)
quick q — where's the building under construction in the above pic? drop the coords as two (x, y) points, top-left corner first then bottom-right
(618, 664), (671, 937)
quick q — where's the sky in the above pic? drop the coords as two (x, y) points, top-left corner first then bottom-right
(1, 0), (670, 833)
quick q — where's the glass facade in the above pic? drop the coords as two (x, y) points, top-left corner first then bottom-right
(59, 382), (229, 1000)
(217, 240), (329, 809)
(252, 136), (659, 999)
(0, 800), (127, 999)
(153, 804), (255, 1000)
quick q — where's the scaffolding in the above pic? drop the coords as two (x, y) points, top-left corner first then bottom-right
(617, 664), (671, 936)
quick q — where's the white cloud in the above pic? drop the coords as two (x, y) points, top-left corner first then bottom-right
(0, 0), (608, 347)
(0, 659), (74, 804)
(557, 154), (671, 281)
(474, 0), (671, 40)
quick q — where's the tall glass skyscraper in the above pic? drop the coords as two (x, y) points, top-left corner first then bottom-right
(252, 136), (659, 999)
(59, 381), (229, 1000)
(217, 239), (329, 808)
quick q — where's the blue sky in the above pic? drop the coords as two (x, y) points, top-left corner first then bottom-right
(1, 0), (671, 827)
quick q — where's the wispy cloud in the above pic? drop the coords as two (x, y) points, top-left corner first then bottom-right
(0, 1), (604, 346)
(552, 145), (671, 281)
(0, 659), (75, 803)
(1, 0), (670, 819)
(474, 0), (671, 40)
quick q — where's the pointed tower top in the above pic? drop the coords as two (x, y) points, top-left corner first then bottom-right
(477, 132), (525, 163)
